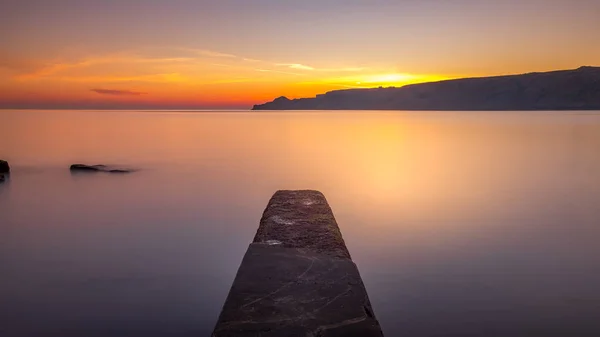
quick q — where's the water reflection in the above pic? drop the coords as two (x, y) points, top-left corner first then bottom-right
(1, 110), (599, 336)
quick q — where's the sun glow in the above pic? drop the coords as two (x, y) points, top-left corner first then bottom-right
(359, 73), (450, 87)
(308, 73), (450, 91)
(0, 47), (456, 108)
(363, 73), (417, 84)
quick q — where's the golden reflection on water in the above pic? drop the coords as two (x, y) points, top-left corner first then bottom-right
(3, 110), (600, 223)
(1, 110), (600, 336)
(3, 110), (600, 224)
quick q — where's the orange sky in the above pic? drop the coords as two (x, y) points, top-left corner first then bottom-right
(1, 0), (599, 109)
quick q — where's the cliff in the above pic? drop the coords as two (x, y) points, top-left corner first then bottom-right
(252, 66), (600, 110)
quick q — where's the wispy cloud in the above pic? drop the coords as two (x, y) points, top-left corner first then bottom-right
(91, 88), (147, 96)
(211, 63), (237, 68)
(17, 58), (106, 80)
(186, 48), (237, 58)
(14, 49), (235, 81)
(256, 68), (304, 76)
(323, 67), (365, 72)
(137, 57), (197, 63)
(66, 73), (187, 83)
(11, 47), (373, 88)
(0, 54), (44, 73)
(277, 63), (315, 71)
(276, 63), (365, 72)
(211, 78), (259, 84)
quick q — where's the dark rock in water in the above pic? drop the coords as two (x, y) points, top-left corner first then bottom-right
(70, 164), (133, 173)
(0, 174), (5, 183)
(107, 169), (130, 174)
(0, 160), (9, 173)
(70, 164), (104, 172)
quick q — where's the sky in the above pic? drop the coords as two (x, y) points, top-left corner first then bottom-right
(1, 0), (599, 109)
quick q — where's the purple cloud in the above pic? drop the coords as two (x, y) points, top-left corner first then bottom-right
(91, 89), (147, 96)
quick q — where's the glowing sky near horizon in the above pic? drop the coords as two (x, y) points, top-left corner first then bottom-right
(1, 0), (599, 109)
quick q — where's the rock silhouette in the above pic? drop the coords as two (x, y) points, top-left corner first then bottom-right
(0, 160), (9, 173)
(70, 164), (132, 173)
(253, 66), (600, 111)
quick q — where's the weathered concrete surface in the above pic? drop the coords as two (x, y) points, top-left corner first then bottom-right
(213, 190), (383, 337)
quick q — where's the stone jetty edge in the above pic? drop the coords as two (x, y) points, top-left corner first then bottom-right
(212, 190), (384, 336)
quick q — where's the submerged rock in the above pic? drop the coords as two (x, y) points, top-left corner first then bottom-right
(0, 160), (9, 173)
(0, 174), (5, 183)
(107, 169), (130, 174)
(70, 164), (105, 172)
(70, 164), (133, 173)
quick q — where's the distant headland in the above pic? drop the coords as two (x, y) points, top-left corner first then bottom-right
(253, 66), (600, 111)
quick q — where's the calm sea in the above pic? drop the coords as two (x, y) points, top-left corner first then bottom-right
(1, 110), (599, 337)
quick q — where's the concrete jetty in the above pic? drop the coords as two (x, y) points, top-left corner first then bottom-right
(213, 190), (384, 336)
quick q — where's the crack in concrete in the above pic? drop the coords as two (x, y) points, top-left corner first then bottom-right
(240, 256), (316, 309)
(312, 287), (353, 313)
(312, 315), (368, 336)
